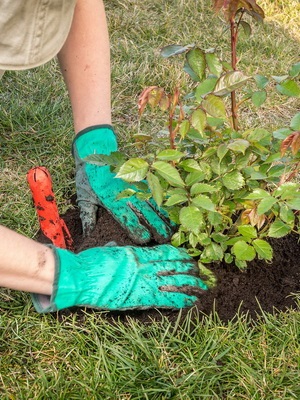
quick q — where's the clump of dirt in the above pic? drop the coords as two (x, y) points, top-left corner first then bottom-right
(38, 203), (300, 324)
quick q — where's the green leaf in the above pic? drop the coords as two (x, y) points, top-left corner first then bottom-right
(273, 128), (293, 140)
(171, 231), (187, 247)
(280, 204), (295, 225)
(189, 232), (200, 248)
(266, 165), (285, 180)
(235, 152), (251, 169)
(195, 77), (218, 100)
(224, 253), (233, 264)
(205, 53), (223, 77)
(202, 242), (224, 261)
(86, 151), (125, 167)
(290, 113), (300, 131)
(147, 172), (163, 207)
(202, 94), (227, 119)
(232, 241), (256, 261)
(160, 43), (194, 58)
(286, 198), (300, 210)
(211, 232), (229, 243)
(237, 225), (257, 240)
(192, 194), (215, 211)
(116, 158), (149, 181)
(198, 263), (217, 288)
(167, 187), (186, 196)
(276, 80), (300, 97)
(165, 193), (188, 206)
(257, 197), (278, 215)
(186, 48), (206, 81)
(179, 206), (204, 234)
(179, 159), (202, 172)
(254, 74), (269, 89)
(263, 153), (282, 164)
(202, 147), (217, 158)
(116, 188), (137, 200)
(289, 62), (300, 78)
(268, 220), (291, 238)
(185, 171), (206, 186)
(183, 61), (201, 82)
(153, 161), (185, 188)
(135, 192), (151, 201)
(190, 183), (218, 195)
(222, 170), (245, 190)
(274, 183), (300, 199)
(226, 236), (247, 246)
(197, 233), (211, 246)
(207, 116), (225, 127)
(251, 90), (267, 107)
(179, 120), (190, 139)
(252, 239), (273, 261)
(133, 181), (149, 192)
(191, 109), (207, 133)
(235, 259), (247, 269)
(272, 75), (289, 83)
(244, 188), (271, 200)
(133, 134), (152, 143)
(248, 170), (267, 180)
(240, 21), (251, 37)
(214, 71), (251, 96)
(156, 149), (184, 161)
(208, 211), (223, 225)
(217, 144), (228, 161)
(227, 139), (250, 154)
(211, 156), (231, 175)
(247, 128), (271, 146)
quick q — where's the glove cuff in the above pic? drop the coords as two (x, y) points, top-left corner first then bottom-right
(31, 245), (62, 313)
(72, 124), (118, 159)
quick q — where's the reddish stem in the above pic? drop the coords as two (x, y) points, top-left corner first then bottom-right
(230, 17), (239, 131)
(169, 112), (176, 149)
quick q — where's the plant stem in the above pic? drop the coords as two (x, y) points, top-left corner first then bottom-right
(230, 17), (239, 131)
(169, 111), (176, 149)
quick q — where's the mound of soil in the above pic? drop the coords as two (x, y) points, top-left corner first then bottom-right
(39, 205), (300, 323)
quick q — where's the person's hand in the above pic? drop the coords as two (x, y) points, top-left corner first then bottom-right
(73, 125), (174, 243)
(31, 244), (207, 313)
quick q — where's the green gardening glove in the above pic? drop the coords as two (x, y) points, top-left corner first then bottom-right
(73, 125), (174, 243)
(31, 244), (207, 313)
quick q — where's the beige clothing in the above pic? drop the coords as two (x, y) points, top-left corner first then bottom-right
(0, 0), (76, 73)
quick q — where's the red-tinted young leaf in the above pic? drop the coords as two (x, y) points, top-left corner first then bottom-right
(280, 132), (300, 157)
(148, 87), (165, 108)
(244, 0), (265, 18)
(171, 87), (181, 110)
(159, 93), (170, 111)
(291, 132), (300, 155)
(212, 0), (226, 13)
(138, 86), (159, 115)
(212, 0), (264, 21)
(248, 208), (266, 230)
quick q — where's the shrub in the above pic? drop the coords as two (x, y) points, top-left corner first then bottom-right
(89, 0), (300, 273)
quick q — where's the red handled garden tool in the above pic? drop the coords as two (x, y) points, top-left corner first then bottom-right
(27, 166), (74, 250)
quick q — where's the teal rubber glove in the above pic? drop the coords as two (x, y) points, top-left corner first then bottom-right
(31, 244), (207, 313)
(73, 125), (174, 243)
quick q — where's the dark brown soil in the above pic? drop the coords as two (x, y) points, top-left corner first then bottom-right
(39, 204), (300, 323)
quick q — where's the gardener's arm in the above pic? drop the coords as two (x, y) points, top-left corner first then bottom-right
(0, 225), (207, 313)
(57, 0), (111, 133)
(57, 0), (174, 242)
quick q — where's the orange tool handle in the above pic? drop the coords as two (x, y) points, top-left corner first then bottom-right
(27, 167), (74, 250)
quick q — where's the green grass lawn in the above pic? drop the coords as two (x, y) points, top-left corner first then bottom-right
(0, 0), (299, 398)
